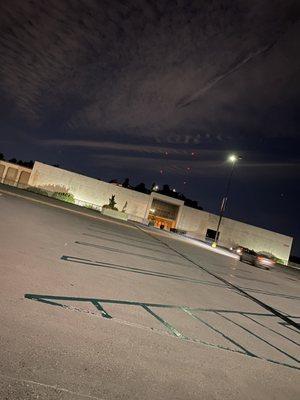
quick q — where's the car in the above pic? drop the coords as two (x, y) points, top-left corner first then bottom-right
(238, 247), (275, 270)
(230, 245), (246, 255)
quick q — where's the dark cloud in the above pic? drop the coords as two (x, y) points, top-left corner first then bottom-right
(1, 0), (299, 133)
(0, 0), (300, 252)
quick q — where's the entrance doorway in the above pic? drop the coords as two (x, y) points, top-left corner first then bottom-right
(148, 199), (179, 230)
(205, 228), (220, 242)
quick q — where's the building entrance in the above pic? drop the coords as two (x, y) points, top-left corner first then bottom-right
(147, 199), (179, 230)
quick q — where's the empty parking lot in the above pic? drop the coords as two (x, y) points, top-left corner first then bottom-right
(0, 186), (299, 399)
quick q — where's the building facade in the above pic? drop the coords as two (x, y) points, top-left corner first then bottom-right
(26, 161), (293, 264)
(0, 160), (32, 188)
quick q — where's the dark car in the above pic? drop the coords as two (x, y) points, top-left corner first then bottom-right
(238, 247), (275, 270)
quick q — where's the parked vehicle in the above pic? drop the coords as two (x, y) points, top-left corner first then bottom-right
(238, 247), (275, 270)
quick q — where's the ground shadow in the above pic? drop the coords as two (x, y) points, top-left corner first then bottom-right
(74, 241), (188, 266)
(62, 254), (300, 301)
(82, 232), (179, 257)
(60, 255), (225, 288)
(87, 226), (165, 248)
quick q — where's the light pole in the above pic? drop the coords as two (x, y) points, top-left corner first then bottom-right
(212, 154), (240, 247)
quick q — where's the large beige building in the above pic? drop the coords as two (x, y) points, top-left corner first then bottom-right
(0, 160), (32, 188)
(24, 161), (292, 264)
(0, 159), (293, 264)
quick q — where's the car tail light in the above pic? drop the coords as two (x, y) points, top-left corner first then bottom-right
(258, 256), (274, 266)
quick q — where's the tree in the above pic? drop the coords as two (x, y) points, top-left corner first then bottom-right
(15, 159), (34, 168)
(5, 157), (34, 168)
(151, 182), (158, 191)
(134, 182), (149, 194)
(102, 194), (118, 211)
(122, 201), (128, 212)
(0, 153), (4, 160)
(161, 184), (171, 194)
(24, 160), (34, 168)
(184, 198), (198, 208)
(122, 177), (130, 188)
(158, 182), (204, 210)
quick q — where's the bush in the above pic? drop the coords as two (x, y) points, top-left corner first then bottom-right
(27, 187), (49, 196)
(52, 192), (75, 204)
(85, 204), (100, 211)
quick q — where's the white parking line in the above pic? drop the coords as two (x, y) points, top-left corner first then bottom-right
(0, 372), (104, 399)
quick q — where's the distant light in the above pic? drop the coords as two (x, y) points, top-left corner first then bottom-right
(187, 167), (191, 171)
(165, 151), (168, 155)
(228, 154), (238, 163)
(172, 188), (176, 192)
(183, 181), (187, 185)
(191, 152), (195, 156)
(160, 169), (163, 174)
(149, 208), (155, 213)
(153, 185), (159, 191)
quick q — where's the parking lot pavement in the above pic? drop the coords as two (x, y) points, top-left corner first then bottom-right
(0, 188), (299, 399)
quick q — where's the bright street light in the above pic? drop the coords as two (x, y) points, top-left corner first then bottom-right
(213, 154), (241, 247)
(228, 154), (237, 163)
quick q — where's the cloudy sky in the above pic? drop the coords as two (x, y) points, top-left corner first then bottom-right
(1, 0), (300, 253)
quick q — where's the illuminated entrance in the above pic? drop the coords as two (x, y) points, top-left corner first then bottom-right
(148, 199), (179, 230)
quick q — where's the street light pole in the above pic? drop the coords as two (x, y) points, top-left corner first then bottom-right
(212, 155), (239, 247)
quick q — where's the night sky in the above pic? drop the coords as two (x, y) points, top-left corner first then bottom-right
(0, 1), (300, 254)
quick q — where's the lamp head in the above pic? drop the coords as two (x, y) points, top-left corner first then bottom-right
(228, 154), (238, 163)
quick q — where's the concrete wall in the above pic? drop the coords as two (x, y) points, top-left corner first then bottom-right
(0, 160), (32, 188)
(177, 206), (210, 240)
(178, 206), (293, 264)
(219, 217), (293, 264)
(28, 161), (293, 264)
(28, 161), (149, 222)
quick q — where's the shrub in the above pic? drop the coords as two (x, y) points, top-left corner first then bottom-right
(85, 204), (100, 211)
(102, 194), (118, 211)
(27, 187), (49, 196)
(52, 192), (75, 204)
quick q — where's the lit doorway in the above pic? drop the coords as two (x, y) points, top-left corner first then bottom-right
(148, 199), (179, 230)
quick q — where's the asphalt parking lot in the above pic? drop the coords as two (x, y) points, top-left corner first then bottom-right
(0, 186), (299, 399)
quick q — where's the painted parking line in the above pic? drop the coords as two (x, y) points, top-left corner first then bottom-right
(60, 254), (299, 301)
(74, 241), (186, 265)
(60, 255), (226, 288)
(24, 293), (300, 371)
(0, 372), (104, 400)
(137, 226), (300, 330)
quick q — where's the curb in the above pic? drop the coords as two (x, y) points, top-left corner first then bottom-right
(0, 187), (136, 229)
